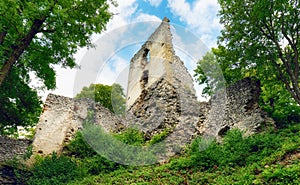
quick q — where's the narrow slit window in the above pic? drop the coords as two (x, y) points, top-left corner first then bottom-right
(142, 70), (149, 84)
(143, 48), (150, 63)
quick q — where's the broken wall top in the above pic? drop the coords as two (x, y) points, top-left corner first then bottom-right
(126, 17), (196, 109)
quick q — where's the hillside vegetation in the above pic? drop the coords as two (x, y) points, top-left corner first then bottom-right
(9, 119), (300, 185)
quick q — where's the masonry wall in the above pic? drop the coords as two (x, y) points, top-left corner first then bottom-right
(0, 136), (31, 162)
(126, 17), (176, 108)
(32, 94), (124, 156)
(200, 77), (273, 139)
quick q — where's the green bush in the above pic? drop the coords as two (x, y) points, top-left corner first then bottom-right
(114, 128), (145, 146)
(190, 137), (222, 169)
(27, 153), (84, 185)
(64, 132), (97, 159)
(148, 128), (171, 145)
(65, 131), (122, 174)
(190, 129), (282, 169)
(261, 163), (300, 184)
(81, 155), (121, 175)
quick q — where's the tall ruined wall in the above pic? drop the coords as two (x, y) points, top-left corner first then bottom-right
(126, 17), (200, 157)
(32, 94), (124, 156)
(127, 77), (273, 159)
(126, 17), (193, 108)
(0, 136), (31, 162)
(200, 77), (273, 139)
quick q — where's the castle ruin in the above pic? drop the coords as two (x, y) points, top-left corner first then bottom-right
(0, 18), (273, 163)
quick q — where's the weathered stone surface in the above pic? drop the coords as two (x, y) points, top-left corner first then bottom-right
(125, 19), (273, 159)
(31, 94), (124, 156)
(0, 136), (31, 162)
(201, 77), (274, 140)
(0, 165), (18, 184)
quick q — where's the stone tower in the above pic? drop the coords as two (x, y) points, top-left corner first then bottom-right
(126, 17), (196, 109)
(126, 17), (201, 158)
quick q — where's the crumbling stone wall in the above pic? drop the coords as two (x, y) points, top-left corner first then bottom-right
(32, 94), (124, 156)
(0, 136), (31, 162)
(219, 77), (265, 135)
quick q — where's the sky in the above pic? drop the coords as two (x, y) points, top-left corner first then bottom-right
(42, 0), (222, 101)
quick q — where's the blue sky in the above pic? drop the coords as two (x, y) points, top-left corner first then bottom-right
(44, 0), (222, 101)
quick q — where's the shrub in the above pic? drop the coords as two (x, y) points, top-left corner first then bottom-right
(148, 128), (171, 145)
(190, 137), (223, 169)
(65, 131), (122, 174)
(64, 132), (97, 159)
(27, 153), (84, 185)
(81, 155), (121, 175)
(114, 128), (145, 146)
(261, 163), (300, 184)
(190, 129), (283, 169)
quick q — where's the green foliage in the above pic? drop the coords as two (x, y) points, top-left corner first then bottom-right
(80, 155), (121, 175)
(65, 131), (122, 175)
(111, 83), (127, 115)
(0, 69), (42, 134)
(75, 83), (126, 115)
(9, 122), (300, 184)
(114, 128), (145, 146)
(82, 124), (156, 166)
(194, 50), (226, 97)
(216, 0), (300, 104)
(0, 0), (114, 131)
(23, 145), (33, 160)
(259, 79), (300, 127)
(148, 128), (171, 145)
(260, 163), (300, 184)
(27, 153), (85, 185)
(75, 124), (298, 184)
(64, 132), (97, 159)
(190, 129), (282, 169)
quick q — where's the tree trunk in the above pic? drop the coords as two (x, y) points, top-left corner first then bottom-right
(0, 17), (46, 87)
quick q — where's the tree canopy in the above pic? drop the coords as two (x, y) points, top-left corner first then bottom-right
(214, 0), (300, 104)
(195, 0), (300, 123)
(75, 83), (126, 115)
(0, 0), (114, 133)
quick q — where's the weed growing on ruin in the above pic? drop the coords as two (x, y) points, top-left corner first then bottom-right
(114, 128), (145, 146)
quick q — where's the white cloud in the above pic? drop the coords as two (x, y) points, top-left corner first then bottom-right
(144, 0), (163, 7)
(96, 55), (129, 92)
(136, 13), (161, 22)
(107, 0), (138, 30)
(167, 0), (222, 48)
